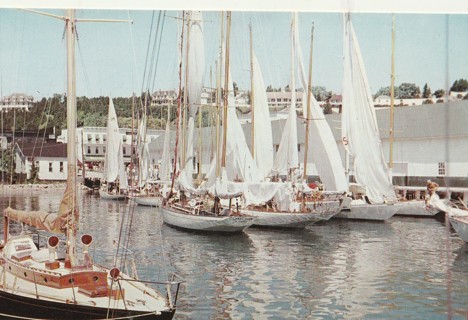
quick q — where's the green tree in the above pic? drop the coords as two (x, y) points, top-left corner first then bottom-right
(434, 89), (445, 98)
(233, 82), (239, 97)
(312, 86), (332, 102)
(422, 83), (432, 98)
(322, 102), (333, 115)
(284, 84), (291, 92)
(398, 83), (420, 99)
(450, 78), (468, 92)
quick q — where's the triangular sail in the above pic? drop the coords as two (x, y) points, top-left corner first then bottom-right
(341, 14), (396, 203)
(252, 52), (274, 179)
(271, 19), (299, 176)
(187, 11), (205, 118)
(104, 98), (128, 188)
(137, 113), (149, 187)
(293, 12), (348, 192)
(159, 122), (172, 181)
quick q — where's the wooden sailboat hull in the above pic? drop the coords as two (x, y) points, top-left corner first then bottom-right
(98, 189), (126, 201)
(394, 200), (440, 217)
(133, 196), (163, 207)
(0, 289), (175, 320)
(449, 209), (468, 242)
(241, 209), (328, 228)
(161, 206), (256, 232)
(334, 200), (398, 221)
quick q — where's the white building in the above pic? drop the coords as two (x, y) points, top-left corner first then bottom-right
(15, 140), (68, 180)
(1, 93), (34, 111)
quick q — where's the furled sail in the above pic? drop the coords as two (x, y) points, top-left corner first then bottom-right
(341, 14), (396, 204)
(293, 12), (348, 192)
(252, 52), (274, 179)
(271, 19), (299, 176)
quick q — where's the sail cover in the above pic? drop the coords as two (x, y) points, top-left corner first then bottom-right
(293, 12), (348, 192)
(341, 15), (395, 204)
(252, 52), (274, 179)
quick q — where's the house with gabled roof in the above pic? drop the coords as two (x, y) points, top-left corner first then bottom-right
(14, 138), (68, 181)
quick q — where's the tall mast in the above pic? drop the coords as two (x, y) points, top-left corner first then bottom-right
(216, 13), (224, 177)
(221, 11), (231, 169)
(181, 11), (190, 168)
(65, 8), (78, 265)
(197, 94), (203, 182)
(389, 14), (396, 176)
(249, 21), (255, 159)
(302, 23), (314, 181)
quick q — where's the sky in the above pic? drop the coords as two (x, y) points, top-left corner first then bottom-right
(0, 7), (467, 99)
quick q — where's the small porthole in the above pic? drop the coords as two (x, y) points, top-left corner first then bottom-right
(93, 276), (99, 282)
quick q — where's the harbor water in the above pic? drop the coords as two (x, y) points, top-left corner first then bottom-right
(1, 188), (467, 319)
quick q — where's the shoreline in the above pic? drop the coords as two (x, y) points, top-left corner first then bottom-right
(0, 183), (90, 191)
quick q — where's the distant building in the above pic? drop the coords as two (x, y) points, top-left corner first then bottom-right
(151, 90), (177, 106)
(1, 93), (34, 111)
(14, 139), (68, 181)
(266, 90), (304, 110)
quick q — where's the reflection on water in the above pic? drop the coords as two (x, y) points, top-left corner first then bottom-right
(1, 188), (467, 319)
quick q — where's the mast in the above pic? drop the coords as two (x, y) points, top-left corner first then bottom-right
(65, 8), (78, 265)
(249, 21), (255, 159)
(197, 93), (202, 182)
(389, 14), (396, 177)
(221, 11), (231, 169)
(181, 11), (190, 168)
(302, 23), (314, 181)
(216, 13), (224, 177)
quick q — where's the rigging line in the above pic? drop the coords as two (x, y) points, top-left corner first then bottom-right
(126, 10), (142, 97)
(149, 12), (167, 94)
(145, 11), (163, 95)
(140, 10), (156, 95)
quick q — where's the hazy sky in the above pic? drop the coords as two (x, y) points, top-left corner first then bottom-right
(0, 8), (466, 99)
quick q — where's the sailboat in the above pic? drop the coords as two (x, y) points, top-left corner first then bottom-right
(384, 16), (439, 217)
(0, 9), (180, 319)
(336, 14), (399, 220)
(132, 111), (164, 207)
(99, 98), (128, 200)
(448, 205), (468, 242)
(160, 11), (257, 233)
(239, 15), (343, 228)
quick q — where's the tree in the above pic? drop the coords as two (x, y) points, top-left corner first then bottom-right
(322, 102), (333, 115)
(450, 78), (468, 92)
(312, 86), (332, 102)
(374, 86), (401, 99)
(422, 83), (432, 98)
(284, 84), (291, 92)
(233, 82), (239, 97)
(434, 89), (445, 98)
(266, 85), (274, 92)
(398, 83), (420, 99)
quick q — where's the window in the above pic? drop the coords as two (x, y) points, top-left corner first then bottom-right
(275, 145), (279, 152)
(95, 147), (99, 154)
(297, 144), (301, 152)
(49, 162), (53, 172)
(103, 147), (106, 153)
(103, 134), (107, 142)
(438, 162), (446, 176)
(87, 146), (91, 154)
(60, 162), (64, 173)
(87, 134), (92, 141)
(123, 147), (126, 155)
(95, 134), (100, 142)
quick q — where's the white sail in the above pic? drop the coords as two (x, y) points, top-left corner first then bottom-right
(341, 15), (396, 204)
(252, 52), (274, 178)
(159, 122), (172, 181)
(104, 98), (128, 188)
(187, 11), (205, 118)
(293, 12), (348, 192)
(271, 19), (299, 176)
(137, 113), (149, 187)
(179, 116), (196, 191)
